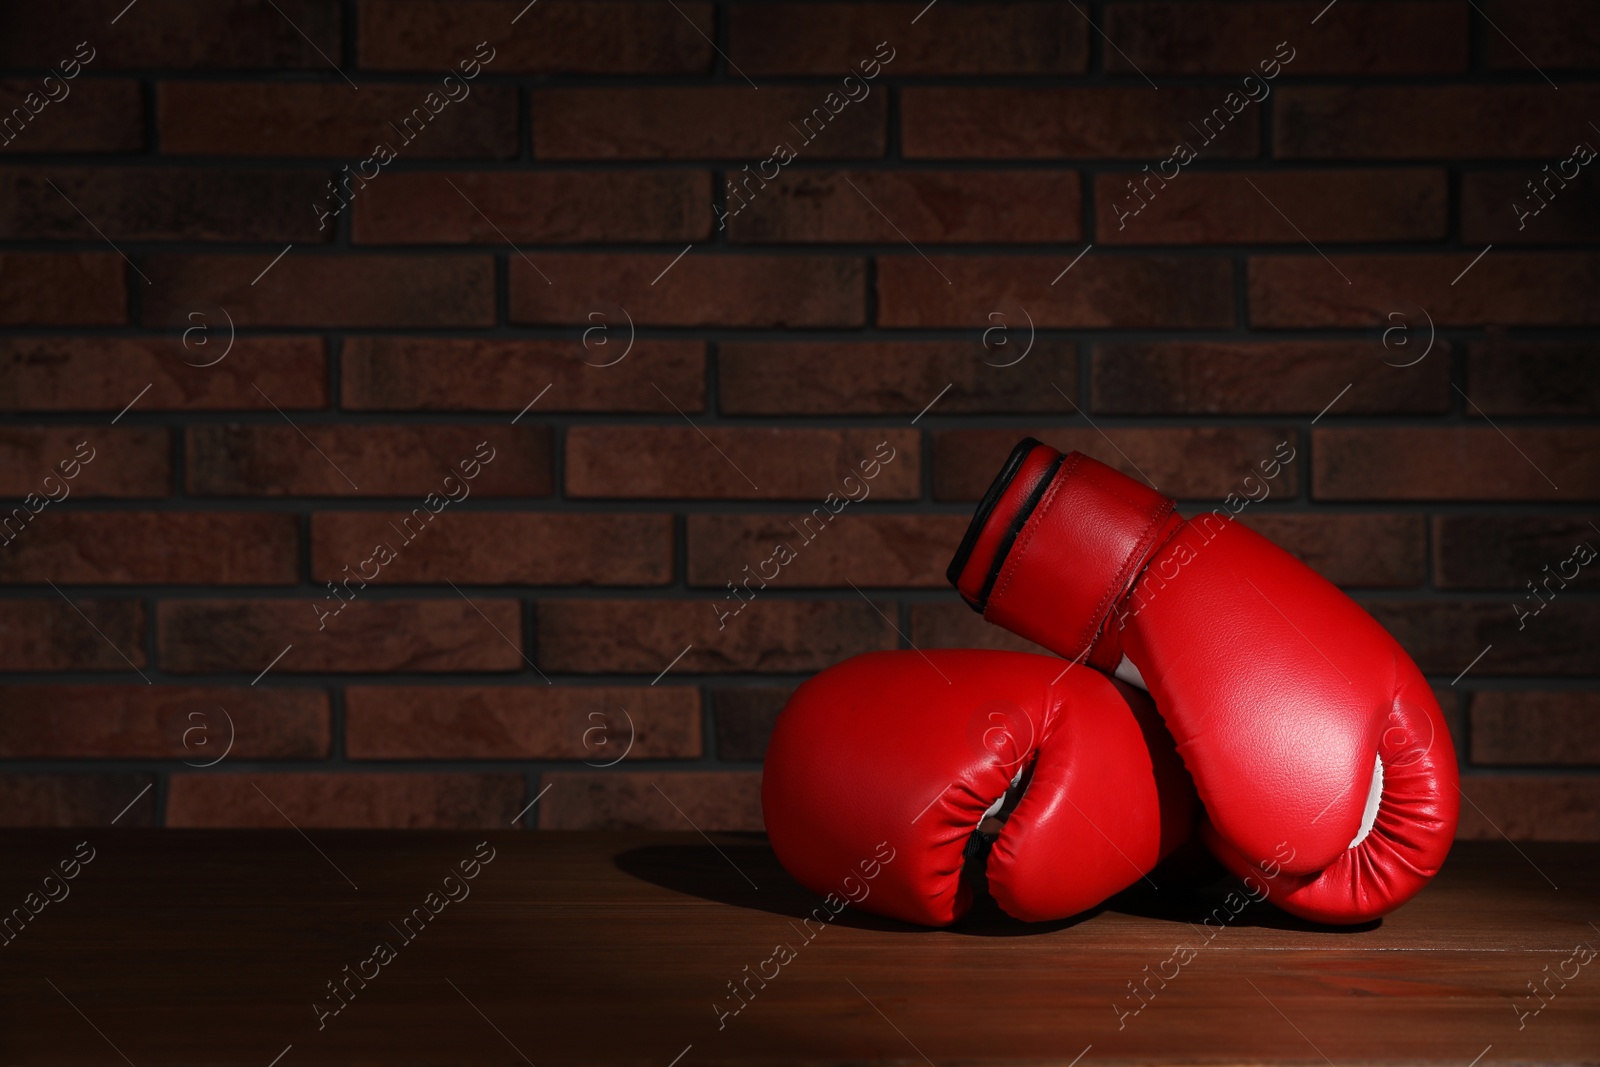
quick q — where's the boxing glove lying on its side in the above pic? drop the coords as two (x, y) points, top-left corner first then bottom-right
(761, 649), (1196, 927)
(949, 441), (1459, 924)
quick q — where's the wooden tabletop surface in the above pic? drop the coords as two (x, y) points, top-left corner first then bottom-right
(0, 831), (1594, 1066)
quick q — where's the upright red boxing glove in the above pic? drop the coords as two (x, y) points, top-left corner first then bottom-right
(948, 441), (1458, 924)
(762, 649), (1195, 926)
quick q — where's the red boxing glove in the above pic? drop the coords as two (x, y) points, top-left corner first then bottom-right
(761, 649), (1195, 926)
(949, 441), (1459, 924)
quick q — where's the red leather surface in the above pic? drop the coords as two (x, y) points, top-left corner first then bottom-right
(951, 446), (1461, 923)
(760, 650), (1196, 926)
(983, 453), (1177, 667)
(952, 442), (1057, 608)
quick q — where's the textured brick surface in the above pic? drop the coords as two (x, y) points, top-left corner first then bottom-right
(159, 83), (518, 157)
(728, 171), (1082, 244)
(535, 599), (897, 674)
(0, 427), (169, 497)
(1471, 692), (1600, 766)
(167, 772), (525, 828)
(0, 775), (156, 827)
(1433, 515), (1600, 589)
(341, 338), (705, 412)
(0, 687), (329, 758)
(1091, 342), (1449, 414)
(1314, 429), (1599, 501)
(0, 512), (299, 584)
(1103, 2), (1465, 75)
(878, 255), (1234, 329)
(712, 687), (793, 762)
(312, 512), (672, 586)
(0, 254), (125, 325)
(532, 88), (887, 160)
(357, 1), (713, 73)
(346, 685), (700, 760)
(687, 513), (969, 588)
(0, 1), (1594, 838)
(0, 337), (327, 411)
(538, 771), (763, 831)
(510, 254), (866, 328)
(567, 427), (917, 500)
(354, 171), (711, 244)
(902, 88), (1259, 158)
(143, 255), (495, 328)
(720, 342), (1077, 415)
(0, 599), (147, 672)
(157, 599), (526, 673)
(1096, 170), (1447, 245)
(187, 425), (550, 497)
(934, 428), (1299, 500)
(729, 4), (1086, 75)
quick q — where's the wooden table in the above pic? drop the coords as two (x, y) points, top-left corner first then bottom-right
(0, 832), (1594, 1065)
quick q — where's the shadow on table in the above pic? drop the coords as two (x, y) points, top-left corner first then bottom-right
(613, 836), (1379, 936)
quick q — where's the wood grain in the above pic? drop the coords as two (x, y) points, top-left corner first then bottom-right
(0, 833), (1592, 1065)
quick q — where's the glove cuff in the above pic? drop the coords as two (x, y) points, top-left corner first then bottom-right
(950, 441), (1179, 665)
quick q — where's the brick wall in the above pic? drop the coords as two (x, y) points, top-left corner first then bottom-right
(0, 0), (1594, 837)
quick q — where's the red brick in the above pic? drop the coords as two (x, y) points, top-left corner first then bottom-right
(143, 254), (494, 328)
(1361, 599), (1599, 676)
(1091, 341), (1450, 414)
(157, 598), (525, 674)
(1471, 692), (1600, 766)
(535, 599), (896, 674)
(1462, 168), (1600, 245)
(354, 170), (711, 244)
(532, 87), (886, 159)
(0, 427), (169, 497)
(0, 1), (341, 69)
(1456, 778), (1600, 841)
(909, 603), (1054, 655)
(0, 599), (146, 672)
(159, 82), (518, 157)
(1249, 253), (1600, 327)
(729, 4), (1085, 74)
(0, 337), (326, 412)
(1097, 169), (1447, 244)
(345, 686), (701, 759)
(187, 424), (550, 497)
(340, 338), (706, 413)
(566, 427), (917, 500)
(1484, 0), (1600, 70)
(687, 514), (969, 588)
(0, 687), (328, 758)
(0, 167), (333, 242)
(728, 170), (1081, 244)
(511, 254), (864, 328)
(1275, 87), (1600, 159)
(358, 0), (713, 73)
(1433, 516), (1600, 589)
(0, 253), (124, 325)
(719, 341), (1078, 416)
(1314, 428), (1599, 501)
(0, 79), (142, 154)
(878, 255), (1233, 329)
(1237, 514), (1427, 588)
(311, 512), (672, 586)
(0, 775), (155, 827)
(1104, 3), (1465, 75)
(713, 687), (793, 762)
(901, 88), (1258, 159)
(934, 428), (1299, 501)
(0, 513), (298, 585)
(538, 771), (762, 831)
(167, 772), (524, 829)
(1467, 341), (1600, 416)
